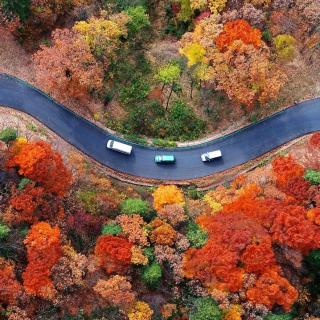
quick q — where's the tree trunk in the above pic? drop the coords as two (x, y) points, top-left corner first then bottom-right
(190, 80), (194, 100)
(166, 84), (174, 110)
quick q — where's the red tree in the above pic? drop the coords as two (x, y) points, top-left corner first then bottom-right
(271, 205), (320, 254)
(0, 259), (22, 305)
(9, 184), (64, 224)
(271, 155), (304, 190)
(241, 241), (277, 274)
(94, 235), (132, 274)
(246, 269), (298, 311)
(23, 222), (62, 299)
(7, 141), (71, 196)
(215, 19), (262, 51)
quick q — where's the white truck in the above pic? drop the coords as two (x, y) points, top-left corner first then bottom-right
(107, 140), (132, 155)
(201, 150), (222, 162)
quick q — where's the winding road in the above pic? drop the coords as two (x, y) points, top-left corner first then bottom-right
(0, 73), (319, 180)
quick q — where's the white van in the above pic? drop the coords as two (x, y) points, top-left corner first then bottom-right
(201, 150), (222, 162)
(107, 140), (132, 155)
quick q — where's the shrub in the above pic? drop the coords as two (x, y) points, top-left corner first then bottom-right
(122, 104), (154, 136)
(102, 223), (123, 236)
(152, 139), (177, 148)
(162, 100), (206, 141)
(119, 78), (150, 106)
(186, 186), (204, 200)
(143, 247), (155, 263)
(304, 170), (320, 185)
(262, 29), (272, 42)
(141, 262), (162, 288)
(124, 134), (148, 145)
(106, 0), (147, 11)
(189, 297), (222, 320)
(264, 313), (293, 320)
(18, 178), (31, 190)
(304, 249), (320, 272)
(120, 198), (151, 218)
(0, 127), (17, 144)
(77, 190), (99, 214)
(186, 222), (208, 248)
(0, 223), (10, 240)
(0, 0), (31, 21)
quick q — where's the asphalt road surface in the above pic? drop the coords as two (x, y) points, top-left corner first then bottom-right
(0, 73), (319, 180)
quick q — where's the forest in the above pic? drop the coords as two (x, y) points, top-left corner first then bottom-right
(1, 0), (320, 319)
(1, 0), (320, 144)
(0, 130), (319, 319)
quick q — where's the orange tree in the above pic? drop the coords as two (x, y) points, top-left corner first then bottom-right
(215, 19), (262, 51)
(23, 222), (62, 299)
(32, 29), (104, 105)
(7, 141), (71, 197)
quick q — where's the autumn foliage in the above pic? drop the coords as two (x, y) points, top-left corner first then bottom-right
(271, 205), (320, 254)
(22, 222), (62, 299)
(153, 185), (185, 212)
(182, 158), (320, 311)
(32, 29), (103, 104)
(150, 218), (177, 246)
(93, 275), (136, 308)
(7, 141), (71, 196)
(94, 235), (132, 274)
(9, 184), (65, 224)
(215, 19), (262, 51)
(246, 269), (298, 311)
(0, 259), (22, 305)
(272, 155), (304, 190)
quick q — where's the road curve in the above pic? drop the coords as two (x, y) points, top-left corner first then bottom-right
(0, 73), (319, 180)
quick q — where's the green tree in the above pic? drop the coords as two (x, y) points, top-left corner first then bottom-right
(125, 6), (150, 36)
(304, 169), (320, 185)
(143, 247), (155, 262)
(102, 223), (123, 236)
(120, 198), (151, 218)
(189, 297), (222, 320)
(0, 0), (31, 21)
(141, 262), (162, 288)
(165, 100), (206, 140)
(0, 127), (17, 144)
(0, 222), (10, 240)
(157, 63), (181, 109)
(186, 222), (208, 248)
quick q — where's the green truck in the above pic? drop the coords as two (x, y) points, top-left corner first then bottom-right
(154, 155), (176, 164)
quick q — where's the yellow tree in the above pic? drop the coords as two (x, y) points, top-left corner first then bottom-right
(153, 185), (185, 212)
(73, 13), (129, 68)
